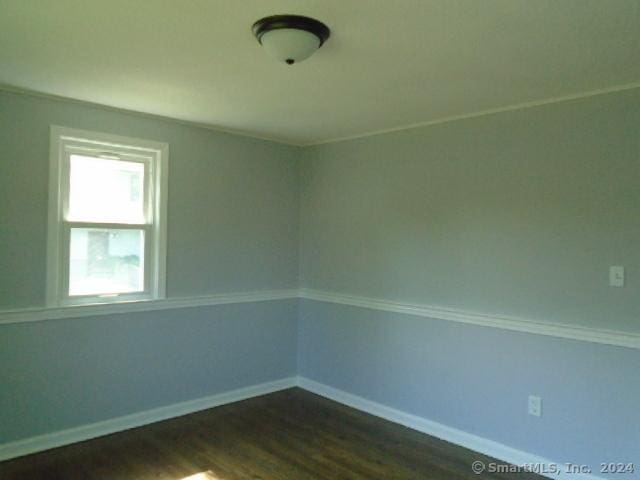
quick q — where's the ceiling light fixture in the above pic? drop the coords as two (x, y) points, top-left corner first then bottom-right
(252, 15), (331, 65)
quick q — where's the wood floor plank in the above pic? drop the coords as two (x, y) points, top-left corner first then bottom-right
(0, 388), (545, 480)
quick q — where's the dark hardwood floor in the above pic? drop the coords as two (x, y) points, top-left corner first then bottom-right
(0, 388), (543, 479)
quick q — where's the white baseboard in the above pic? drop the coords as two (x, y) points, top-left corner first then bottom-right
(0, 376), (296, 462)
(0, 375), (604, 480)
(297, 377), (603, 480)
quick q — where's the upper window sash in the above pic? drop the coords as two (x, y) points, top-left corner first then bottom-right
(62, 147), (153, 225)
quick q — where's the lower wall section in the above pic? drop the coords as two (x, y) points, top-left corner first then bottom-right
(0, 299), (298, 447)
(0, 377), (296, 461)
(2, 296), (638, 478)
(298, 377), (597, 480)
(298, 299), (640, 480)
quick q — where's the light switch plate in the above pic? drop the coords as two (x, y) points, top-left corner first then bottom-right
(609, 266), (624, 287)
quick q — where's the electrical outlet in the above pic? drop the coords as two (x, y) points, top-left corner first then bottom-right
(528, 395), (542, 417)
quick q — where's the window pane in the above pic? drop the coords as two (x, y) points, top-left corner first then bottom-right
(69, 228), (144, 296)
(68, 155), (145, 223)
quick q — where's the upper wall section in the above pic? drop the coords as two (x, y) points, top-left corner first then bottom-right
(299, 88), (640, 333)
(0, 90), (301, 309)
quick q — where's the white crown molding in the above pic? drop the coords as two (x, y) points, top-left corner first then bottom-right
(297, 377), (603, 480)
(0, 83), (302, 147)
(0, 376), (297, 462)
(2, 82), (639, 148)
(299, 288), (640, 350)
(301, 82), (640, 146)
(0, 289), (298, 325)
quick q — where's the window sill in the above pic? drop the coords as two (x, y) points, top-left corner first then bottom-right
(0, 289), (299, 325)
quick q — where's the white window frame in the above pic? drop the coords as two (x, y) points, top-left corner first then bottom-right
(47, 126), (168, 307)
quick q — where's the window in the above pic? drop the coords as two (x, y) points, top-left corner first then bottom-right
(47, 126), (168, 306)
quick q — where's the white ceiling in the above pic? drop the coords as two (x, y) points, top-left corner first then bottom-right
(1, 0), (639, 145)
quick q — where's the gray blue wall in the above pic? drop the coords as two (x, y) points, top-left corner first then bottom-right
(298, 300), (639, 476)
(300, 88), (640, 333)
(0, 90), (300, 443)
(1, 88), (639, 475)
(298, 89), (640, 476)
(1, 300), (297, 443)
(0, 90), (300, 309)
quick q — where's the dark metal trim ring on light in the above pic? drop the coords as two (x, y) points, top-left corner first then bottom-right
(252, 14), (331, 47)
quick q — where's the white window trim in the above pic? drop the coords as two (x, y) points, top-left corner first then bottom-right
(47, 125), (168, 307)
